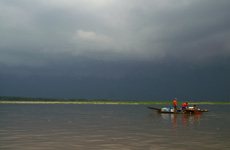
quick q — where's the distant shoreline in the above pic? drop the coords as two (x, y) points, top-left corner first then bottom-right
(0, 101), (229, 105)
(1, 96), (229, 105)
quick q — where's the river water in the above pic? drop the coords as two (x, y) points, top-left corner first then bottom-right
(0, 104), (229, 150)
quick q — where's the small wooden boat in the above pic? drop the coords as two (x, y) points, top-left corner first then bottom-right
(146, 106), (209, 114)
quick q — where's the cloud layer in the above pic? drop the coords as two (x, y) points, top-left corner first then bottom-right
(1, 0), (230, 65)
(1, 0), (230, 100)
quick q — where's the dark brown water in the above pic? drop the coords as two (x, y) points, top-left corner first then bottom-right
(0, 104), (230, 150)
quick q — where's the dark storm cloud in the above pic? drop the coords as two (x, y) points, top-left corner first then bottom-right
(0, 0), (230, 100)
(1, 0), (230, 65)
(1, 58), (229, 100)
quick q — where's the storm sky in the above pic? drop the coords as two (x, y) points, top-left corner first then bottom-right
(1, 0), (230, 101)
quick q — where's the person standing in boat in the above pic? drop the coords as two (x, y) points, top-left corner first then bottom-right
(173, 98), (177, 112)
(193, 105), (198, 112)
(182, 102), (188, 110)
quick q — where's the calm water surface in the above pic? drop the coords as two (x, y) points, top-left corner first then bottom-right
(0, 104), (230, 150)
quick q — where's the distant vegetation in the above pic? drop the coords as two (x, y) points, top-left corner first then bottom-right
(0, 96), (229, 104)
(0, 96), (86, 102)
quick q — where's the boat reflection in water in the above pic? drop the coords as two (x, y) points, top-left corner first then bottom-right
(162, 113), (201, 124)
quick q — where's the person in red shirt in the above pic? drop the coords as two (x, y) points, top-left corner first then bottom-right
(182, 102), (188, 110)
(193, 105), (198, 112)
(173, 98), (177, 112)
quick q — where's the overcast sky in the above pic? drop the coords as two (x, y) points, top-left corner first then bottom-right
(0, 0), (230, 101)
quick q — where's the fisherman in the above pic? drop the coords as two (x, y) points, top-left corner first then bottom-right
(182, 102), (188, 110)
(173, 98), (177, 112)
(193, 105), (198, 112)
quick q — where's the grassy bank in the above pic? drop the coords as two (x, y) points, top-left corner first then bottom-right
(0, 100), (229, 105)
(1, 96), (229, 104)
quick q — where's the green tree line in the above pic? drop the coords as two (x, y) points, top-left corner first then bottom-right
(0, 96), (88, 102)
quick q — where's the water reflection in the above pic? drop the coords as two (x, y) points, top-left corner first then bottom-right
(173, 114), (177, 130)
(153, 113), (202, 133)
(147, 112), (204, 139)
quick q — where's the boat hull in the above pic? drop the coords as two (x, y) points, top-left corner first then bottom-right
(146, 106), (209, 114)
